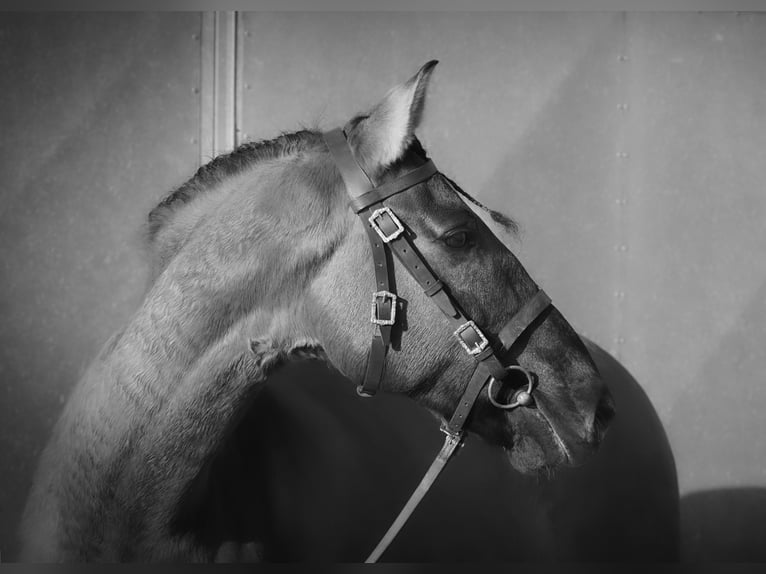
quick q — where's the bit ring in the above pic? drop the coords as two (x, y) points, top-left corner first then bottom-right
(487, 365), (535, 410)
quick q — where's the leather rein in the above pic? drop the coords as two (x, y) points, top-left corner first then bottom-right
(323, 129), (552, 562)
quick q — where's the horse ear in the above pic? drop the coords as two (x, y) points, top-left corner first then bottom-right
(347, 60), (438, 173)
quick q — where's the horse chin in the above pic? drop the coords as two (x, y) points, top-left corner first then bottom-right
(503, 447), (559, 481)
(503, 441), (550, 477)
(502, 411), (571, 477)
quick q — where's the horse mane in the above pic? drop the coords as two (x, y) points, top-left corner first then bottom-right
(147, 130), (324, 244)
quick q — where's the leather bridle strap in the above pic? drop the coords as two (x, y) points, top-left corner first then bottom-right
(443, 290), (552, 435)
(359, 220), (394, 396)
(498, 289), (552, 348)
(325, 128), (430, 396)
(349, 160), (438, 213)
(324, 129), (374, 197)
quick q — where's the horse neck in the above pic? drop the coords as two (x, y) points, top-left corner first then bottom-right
(111, 154), (349, 405)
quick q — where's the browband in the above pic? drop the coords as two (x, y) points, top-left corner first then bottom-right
(350, 160), (438, 213)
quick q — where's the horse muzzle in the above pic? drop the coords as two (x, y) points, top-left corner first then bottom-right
(533, 381), (616, 467)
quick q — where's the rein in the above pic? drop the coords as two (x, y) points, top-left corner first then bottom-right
(323, 129), (552, 562)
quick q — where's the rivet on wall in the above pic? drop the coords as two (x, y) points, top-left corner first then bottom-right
(612, 17), (632, 360)
(235, 12), (245, 148)
(193, 22), (203, 163)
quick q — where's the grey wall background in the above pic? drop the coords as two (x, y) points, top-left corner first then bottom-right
(1, 11), (765, 559)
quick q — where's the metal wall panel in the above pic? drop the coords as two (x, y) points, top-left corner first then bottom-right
(238, 12), (766, 498)
(622, 13), (766, 493)
(0, 13), (203, 558)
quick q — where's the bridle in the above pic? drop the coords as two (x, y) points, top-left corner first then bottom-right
(324, 129), (553, 562)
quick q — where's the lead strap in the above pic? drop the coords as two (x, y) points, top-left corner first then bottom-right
(365, 430), (464, 563)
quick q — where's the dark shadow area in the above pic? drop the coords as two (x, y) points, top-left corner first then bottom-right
(177, 346), (679, 562)
(681, 488), (766, 562)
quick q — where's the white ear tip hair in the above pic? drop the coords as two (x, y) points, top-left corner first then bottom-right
(348, 60), (440, 170)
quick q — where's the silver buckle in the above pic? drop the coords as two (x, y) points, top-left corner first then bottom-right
(371, 290), (397, 326)
(453, 320), (489, 356)
(439, 422), (464, 442)
(368, 206), (404, 243)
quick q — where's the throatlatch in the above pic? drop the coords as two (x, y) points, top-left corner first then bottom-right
(323, 128), (552, 562)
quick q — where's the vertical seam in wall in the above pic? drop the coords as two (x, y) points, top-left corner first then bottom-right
(234, 11), (245, 147)
(224, 11), (237, 155)
(206, 11), (237, 158)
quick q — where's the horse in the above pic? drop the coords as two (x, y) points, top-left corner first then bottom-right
(18, 61), (676, 561)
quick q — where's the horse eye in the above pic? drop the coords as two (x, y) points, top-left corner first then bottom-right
(443, 231), (471, 249)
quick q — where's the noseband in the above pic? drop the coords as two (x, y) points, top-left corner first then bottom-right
(324, 129), (552, 562)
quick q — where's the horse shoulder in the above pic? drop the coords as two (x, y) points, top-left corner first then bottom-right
(535, 338), (681, 560)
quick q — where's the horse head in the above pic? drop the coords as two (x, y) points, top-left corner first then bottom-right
(143, 62), (614, 479)
(296, 61), (616, 474)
